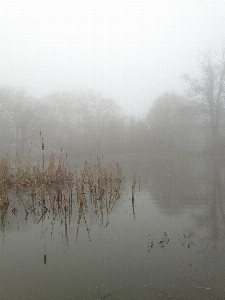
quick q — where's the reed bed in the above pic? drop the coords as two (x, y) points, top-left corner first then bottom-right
(0, 153), (122, 234)
(0, 153), (72, 194)
(74, 158), (122, 205)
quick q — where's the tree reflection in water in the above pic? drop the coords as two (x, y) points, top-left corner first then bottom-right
(1, 154), (225, 299)
(205, 156), (225, 245)
(148, 154), (225, 248)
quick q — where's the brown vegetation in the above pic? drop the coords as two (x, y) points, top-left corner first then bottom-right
(0, 153), (122, 226)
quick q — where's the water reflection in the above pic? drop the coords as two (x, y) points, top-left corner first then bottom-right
(1, 154), (225, 299)
(196, 157), (225, 246)
(2, 154), (225, 244)
(0, 158), (123, 244)
(148, 154), (225, 246)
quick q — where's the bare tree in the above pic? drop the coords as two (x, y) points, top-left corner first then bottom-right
(43, 89), (122, 154)
(0, 86), (45, 156)
(182, 49), (225, 153)
(146, 92), (196, 154)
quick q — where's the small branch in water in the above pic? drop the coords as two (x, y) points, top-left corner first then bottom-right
(132, 174), (136, 203)
(192, 286), (210, 290)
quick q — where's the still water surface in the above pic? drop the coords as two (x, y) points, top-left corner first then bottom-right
(1, 155), (225, 299)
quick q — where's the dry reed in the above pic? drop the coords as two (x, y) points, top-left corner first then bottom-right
(0, 153), (123, 233)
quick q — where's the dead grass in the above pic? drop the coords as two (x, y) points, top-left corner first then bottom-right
(0, 153), (122, 216)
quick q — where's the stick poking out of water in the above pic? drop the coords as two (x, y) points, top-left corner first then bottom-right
(132, 174), (136, 203)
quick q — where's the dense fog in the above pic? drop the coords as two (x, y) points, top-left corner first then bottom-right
(1, 47), (225, 157)
(1, 1), (225, 157)
(2, 4), (225, 299)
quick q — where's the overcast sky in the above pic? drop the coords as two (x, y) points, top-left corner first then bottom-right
(1, 1), (225, 116)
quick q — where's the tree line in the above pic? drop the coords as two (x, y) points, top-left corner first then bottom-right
(1, 49), (225, 157)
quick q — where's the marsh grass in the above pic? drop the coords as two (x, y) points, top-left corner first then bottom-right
(0, 152), (122, 234)
(0, 158), (9, 207)
(74, 157), (122, 204)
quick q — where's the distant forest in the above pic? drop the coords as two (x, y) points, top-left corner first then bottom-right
(1, 49), (225, 157)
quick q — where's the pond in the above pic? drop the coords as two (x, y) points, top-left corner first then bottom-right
(0, 154), (225, 299)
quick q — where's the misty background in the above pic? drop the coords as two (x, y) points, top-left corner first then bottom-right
(1, 1), (225, 157)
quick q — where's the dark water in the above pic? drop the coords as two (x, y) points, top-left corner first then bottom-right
(1, 155), (225, 299)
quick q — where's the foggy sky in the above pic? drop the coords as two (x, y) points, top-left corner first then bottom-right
(1, 1), (225, 116)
